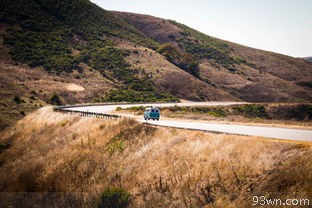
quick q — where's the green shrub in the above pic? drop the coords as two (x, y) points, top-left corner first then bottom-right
(304, 105), (312, 119)
(115, 107), (122, 111)
(127, 106), (145, 111)
(96, 187), (130, 208)
(13, 95), (21, 104)
(30, 90), (37, 95)
(49, 93), (64, 106)
(206, 108), (228, 117)
(157, 43), (199, 77)
(168, 20), (247, 68)
(0, 140), (10, 153)
(233, 104), (268, 118)
(106, 140), (125, 155)
(82, 46), (129, 73)
(168, 106), (228, 117)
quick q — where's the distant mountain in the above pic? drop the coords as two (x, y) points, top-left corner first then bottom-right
(304, 57), (312, 62)
(1, 0), (312, 128)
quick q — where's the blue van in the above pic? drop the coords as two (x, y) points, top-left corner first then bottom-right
(144, 107), (160, 121)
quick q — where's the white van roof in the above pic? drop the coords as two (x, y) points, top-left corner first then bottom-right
(145, 107), (160, 110)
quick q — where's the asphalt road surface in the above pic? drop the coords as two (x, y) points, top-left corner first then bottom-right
(65, 102), (312, 142)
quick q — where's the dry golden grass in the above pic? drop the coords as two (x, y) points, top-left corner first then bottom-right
(0, 107), (311, 207)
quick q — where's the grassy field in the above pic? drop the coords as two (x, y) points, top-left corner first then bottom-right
(0, 107), (311, 207)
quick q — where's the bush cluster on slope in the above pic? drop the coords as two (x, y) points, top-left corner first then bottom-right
(49, 93), (64, 106)
(157, 43), (200, 78)
(1, 0), (158, 72)
(96, 188), (130, 208)
(169, 20), (247, 68)
(104, 89), (179, 103)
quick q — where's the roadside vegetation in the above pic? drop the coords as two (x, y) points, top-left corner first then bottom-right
(0, 107), (311, 207)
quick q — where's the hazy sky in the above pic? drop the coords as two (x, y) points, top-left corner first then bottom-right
(91, 0), (312, 57)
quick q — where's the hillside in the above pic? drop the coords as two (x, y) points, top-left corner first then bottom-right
(0, 0), (235, 102)
(117, 12), (312, 102)
(0, 107), (312, 207)
(1, 0), (312, 128)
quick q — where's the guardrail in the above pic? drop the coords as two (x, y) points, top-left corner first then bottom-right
(52, 101), (180, 120)
(53, 107), (121, 120)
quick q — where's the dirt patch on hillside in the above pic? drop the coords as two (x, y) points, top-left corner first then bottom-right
(65, 83), (85, 92)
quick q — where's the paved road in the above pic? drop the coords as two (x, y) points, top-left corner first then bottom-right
(144, 119), (312, 142)
(65, 102), (312, 142)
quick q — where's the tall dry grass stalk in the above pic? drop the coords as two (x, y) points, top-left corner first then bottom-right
(0, 107), (311, 207)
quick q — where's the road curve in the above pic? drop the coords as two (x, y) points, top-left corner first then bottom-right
(144, 119), (312, 142)
(64, 102), (312, 142)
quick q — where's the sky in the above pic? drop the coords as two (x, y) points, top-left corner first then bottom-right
(91, 0), (312, 57)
